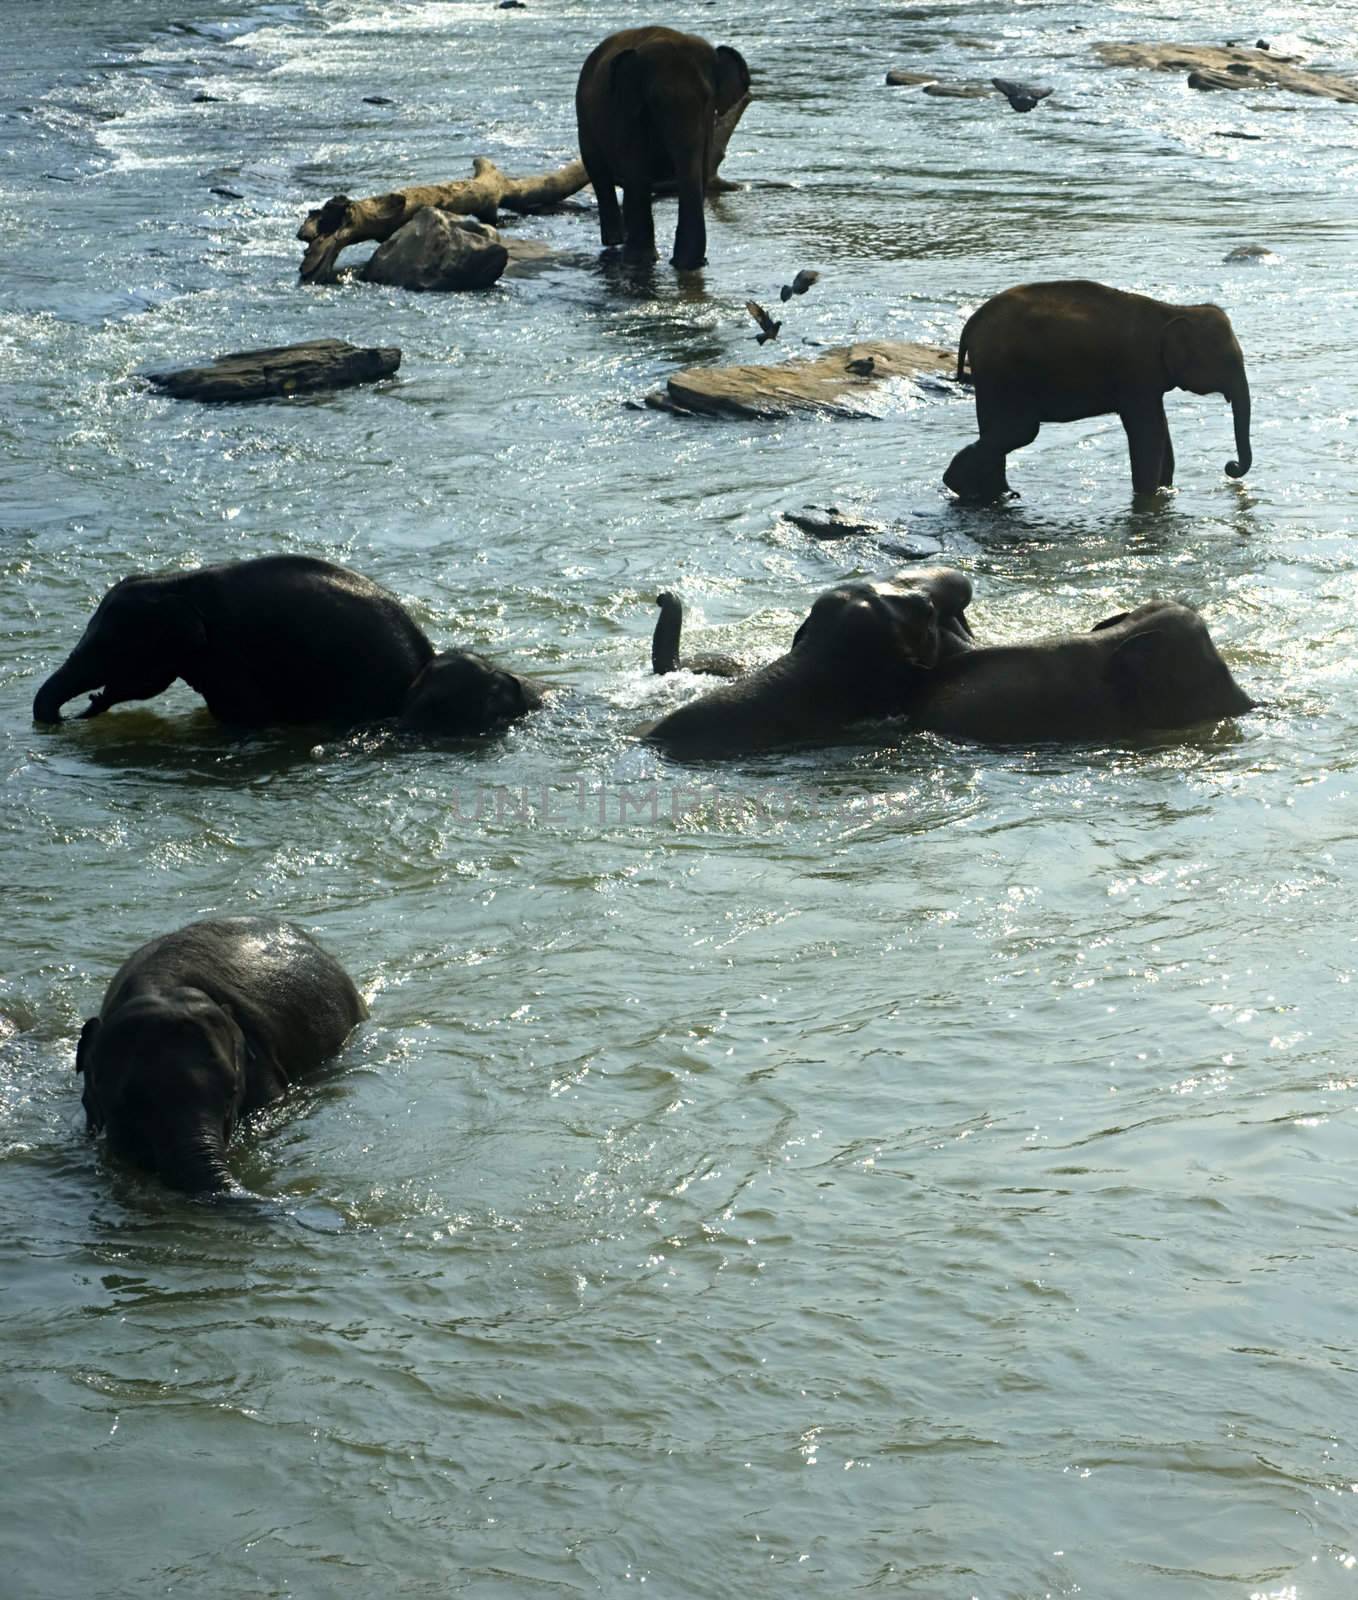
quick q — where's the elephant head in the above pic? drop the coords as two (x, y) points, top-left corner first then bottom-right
(1095, 601), (1257, 726)
(646, 572), (966, 756)
(399, 650), (544, 736)
(1161, 305), (1252, 479)
(77, 988), (249, 1193)
(33, 574), (206, 724)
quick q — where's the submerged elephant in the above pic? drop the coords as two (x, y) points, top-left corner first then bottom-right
(32, 554), (542, 736)
(943, 279), (1253, 500)
(645, 568), (1252, 755)
(909, 600), (1255, 743)
(576, 26), (751, 270)
(645, 567), (974, 756)
(77, 916), (366, 1194)
(652, 592), (744, 678)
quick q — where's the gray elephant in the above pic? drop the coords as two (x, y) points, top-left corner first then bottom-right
(77, 916), (366, 1194)
(645, 568), (973, 756)
(909, 600), (1255, 742)
(576, 26), (751, 269)
(33, 554), (542, 737)
(645, 568), (1253, 754)
(944, 279), (1253, 500)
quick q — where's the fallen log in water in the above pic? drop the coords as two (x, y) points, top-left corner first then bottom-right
(147, 339), (401, 401)
(645, 340), (956, 421)
(297, 156), (587, 283)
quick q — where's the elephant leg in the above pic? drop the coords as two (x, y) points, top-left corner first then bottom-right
(1122, 402), (1171, 495)
(967, 412), (1038, 501)
(1159, 422), (1175, 488)
(620, 183), (657, 261)
(581, 146), (624, 248)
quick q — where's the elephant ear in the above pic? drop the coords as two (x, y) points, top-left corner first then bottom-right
(1090, 610), (1131, 633)
(714, 46), (751, 114)
(76, 1017), (102, 1131)
(1105, 629), (1169, 713)
(609, 47), (646, 108)
(153, 592), (208, 663)
(1159, 316), (1197, 392)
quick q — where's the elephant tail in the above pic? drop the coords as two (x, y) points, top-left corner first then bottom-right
(954, 322), (972, 384)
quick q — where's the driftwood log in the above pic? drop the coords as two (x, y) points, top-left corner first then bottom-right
(298, 157), (588, 283)
(147, 340), (401, 402)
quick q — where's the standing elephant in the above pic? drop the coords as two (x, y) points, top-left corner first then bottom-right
(77, 917), (366, 1194)
(943, 280), (1253, 500)
(908, 600), (1255, 743)
(645, 568), (974, 756)
(576, 26), (751, 270)
(32, 554), (542, 736)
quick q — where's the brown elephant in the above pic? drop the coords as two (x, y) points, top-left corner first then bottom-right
(575, 26), (751, 270)
(943, 280), (1253, 500)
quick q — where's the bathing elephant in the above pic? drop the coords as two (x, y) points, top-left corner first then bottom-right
(77, 916), (366, 1194)
(399, 649), (545, 735)
(33, 554), (541, 736)
(943, 279), (1252, 500)
(576, 26), (751, 270)
(909, 600), (1255, 743)
(644, 567), (974, 757)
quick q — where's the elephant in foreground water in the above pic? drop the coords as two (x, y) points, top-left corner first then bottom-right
(33, 554), (543, 736)
(943, 279), (1253, 500)
(77, 917), (365, 1194)
(645, 567), (974, 756)
(644, 568), (1253, 755)
(576, 26), (751, 270)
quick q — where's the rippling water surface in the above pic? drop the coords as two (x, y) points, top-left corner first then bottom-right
(3, 1), (1358, 1594)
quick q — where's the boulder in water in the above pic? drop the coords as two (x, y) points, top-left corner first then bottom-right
(361, 207), (509, 292)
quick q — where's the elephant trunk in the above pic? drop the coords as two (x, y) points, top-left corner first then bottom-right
(1225, 375), (1252, 479)
(33, 650), (101, 724)
(652, 594), (682, 674)
(155, 1123), (237, 1195)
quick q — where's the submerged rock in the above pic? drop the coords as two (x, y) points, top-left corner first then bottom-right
(1224, 242), (1281, 263)
(645, 340), (955, 420)
(147, 339), (401, 402)
(361, 206), (509, 291)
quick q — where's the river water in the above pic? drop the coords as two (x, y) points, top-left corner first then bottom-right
(3, 1), (1357, 1595)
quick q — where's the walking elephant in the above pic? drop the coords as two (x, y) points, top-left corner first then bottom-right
(644, 567), (974, 756)
(943, 280), (1253, 500)
(32, 554), (543, 737)
(77, 916), (366, 1194)
(576, 26), (751, 270)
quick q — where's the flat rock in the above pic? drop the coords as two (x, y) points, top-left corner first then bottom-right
(886, 69), (938, 87)
(647, 340), (955, 420)
(361, 206), (508, 291)
(1095, 42), (1358, 103)
(147, 339), (401, 402)
(922, 82), (994, 99)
